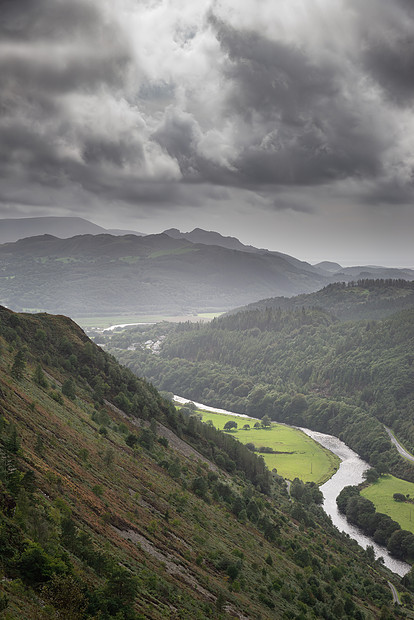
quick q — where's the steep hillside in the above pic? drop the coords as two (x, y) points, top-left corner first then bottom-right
(0, 306), (409, 618)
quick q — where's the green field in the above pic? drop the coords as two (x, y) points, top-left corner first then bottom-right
(198, 410), (339, 484)
(361, 475), (414, 534)
(75, 313), (222, 329)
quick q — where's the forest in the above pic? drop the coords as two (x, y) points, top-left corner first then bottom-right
(108, 280), (414, 483)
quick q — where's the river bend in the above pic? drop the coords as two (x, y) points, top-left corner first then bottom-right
(174, 396), (410, 576)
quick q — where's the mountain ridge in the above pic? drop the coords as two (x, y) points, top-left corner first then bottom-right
(1, 231), (413, 319)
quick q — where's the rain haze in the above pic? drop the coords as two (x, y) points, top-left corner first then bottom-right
(1, 0), (413, 266)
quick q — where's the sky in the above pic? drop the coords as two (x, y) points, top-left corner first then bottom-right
(1, 0), (414, 266)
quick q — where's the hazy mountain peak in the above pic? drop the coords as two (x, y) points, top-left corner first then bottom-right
(0, 216), (143, 245)
(314, 261), (343, 273)
(162, 227), (183, 239)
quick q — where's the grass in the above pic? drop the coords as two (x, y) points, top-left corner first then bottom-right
(198, 410), (339, 484)
(148, 247), (198, 258)
(55, 257), (81, 263)
(75, 313), (219, 329)
(119, 256), (141, 263)
(196, 312), (223, 319)
(361, 475), (414, 534)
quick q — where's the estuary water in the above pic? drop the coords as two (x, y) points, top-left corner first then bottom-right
(174, 395), (410, 576)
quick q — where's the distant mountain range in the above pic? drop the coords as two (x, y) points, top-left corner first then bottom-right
(0, 232), (330, 316)
(0, 221), (413, 317)
(0, 216), (143, 244)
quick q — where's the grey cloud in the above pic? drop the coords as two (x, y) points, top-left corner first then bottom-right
(1, 0), (108, 43)
(350, 0), (414, 105)
(1, 0), (413, 220)
(153, 111), (197, 174)
(0, 49), (131, 95)
(359, 177), (414, 207)
(0, 0), (147, 210)
(207, 16), (386, 187)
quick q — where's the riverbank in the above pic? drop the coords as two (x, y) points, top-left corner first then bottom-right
(194, 409), (339, 485)
(174, 395), (410, 576)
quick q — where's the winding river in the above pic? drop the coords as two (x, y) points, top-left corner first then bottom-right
(174, 396), (410, 576)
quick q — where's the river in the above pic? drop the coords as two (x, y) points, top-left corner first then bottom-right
(174, 395), (410, 576)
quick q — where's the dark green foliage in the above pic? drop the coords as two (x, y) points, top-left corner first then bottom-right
(100, 565), (139, 616)
(363, 468), (380, 483)
(291, 479), (323, 505)
(138, 428), (155, 451)
(0, 593), (8, 612)
(112, 300), (414, 483)
(17, 542), (66, 586)
(126, 433), (138, 448)
(50, 390), (64, 405)
(33, 363), (48, 388)
(62, 377), (76, 400)
(224, 420), (237, 431)
(42, 574), (87, 619)
(11, 349), (25, 380)
(393, 493), (407, 502)
(191, 476), (208, 499)
(336, 486), (414, 562)
(387, 529), (414, 560)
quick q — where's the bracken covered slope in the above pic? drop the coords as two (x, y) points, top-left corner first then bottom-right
(0, 306), (410, 618)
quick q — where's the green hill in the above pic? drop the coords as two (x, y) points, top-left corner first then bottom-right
(0, 305), (409, 618)
(230, 279), (414, 321)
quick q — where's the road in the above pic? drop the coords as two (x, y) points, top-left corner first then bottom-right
(387, 581), (401, 605)
(384, 426), (414, 463)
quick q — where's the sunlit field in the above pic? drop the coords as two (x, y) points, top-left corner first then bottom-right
(361, 475), (414, 534)
(196, 410), (339, 484)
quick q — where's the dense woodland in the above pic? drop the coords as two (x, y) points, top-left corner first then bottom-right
(337, 485), (414, 567)
(108, 280), (414, 483)
(231, 280), (414, 321)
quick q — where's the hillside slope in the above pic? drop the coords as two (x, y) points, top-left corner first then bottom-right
(0, 306), (408, 618)
(230, 280), (414, 321)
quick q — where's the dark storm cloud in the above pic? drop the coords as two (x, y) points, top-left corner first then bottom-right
(350, 0), (414, 105)
(1, 0), (108, 43)
(0, 0), (413, 219)
(199, 15), (387, 187)
(361, 177), (414, 207)
(0, 0), (152, 211)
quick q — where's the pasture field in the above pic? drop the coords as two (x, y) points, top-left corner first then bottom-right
(361, 475), (414, 534)
(198, 410), (339, 484)
(76, 312), (222, 329)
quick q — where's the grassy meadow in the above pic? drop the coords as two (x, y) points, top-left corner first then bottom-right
(76, 312), (223, 329)
(361, 475), (414, 534)
(198, 410), (339, 484)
